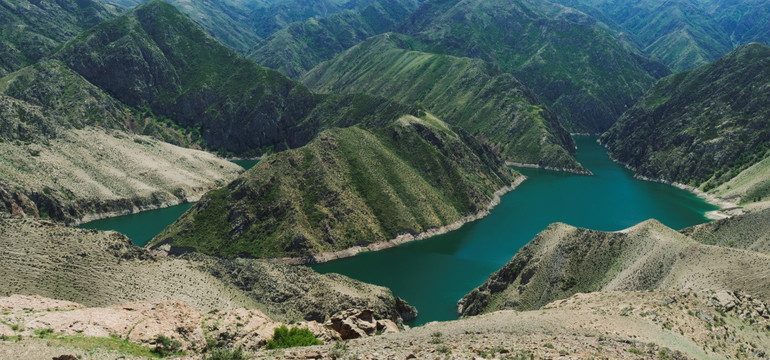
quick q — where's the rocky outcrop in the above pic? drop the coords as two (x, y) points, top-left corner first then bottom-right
(324, 309), (399, 340)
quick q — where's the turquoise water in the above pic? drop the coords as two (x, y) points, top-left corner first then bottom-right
(230, 159), (260, 170)
(312, 136), (718, 325)
(77, 158), (259, 246)
(78, 202), (193, 247)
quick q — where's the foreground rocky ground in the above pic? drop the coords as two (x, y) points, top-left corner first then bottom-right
(1, 290), (768, 359)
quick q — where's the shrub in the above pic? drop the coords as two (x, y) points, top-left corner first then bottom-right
(152, 335), (182, 357)
(264, 326), (322, 349)
(204, 347), (247, 360)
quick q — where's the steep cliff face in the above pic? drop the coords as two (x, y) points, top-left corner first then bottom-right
(396, 0), (669, 132)
(54, 0), (416, 157)
(458, 217), (770, 317)
(303, 34), (585, 171)
(601, 43), (770, 203)
(152, 115), (518, 259)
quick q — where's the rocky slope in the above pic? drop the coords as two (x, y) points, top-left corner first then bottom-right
(0, 214), (414, 324)
(152, 114), (519, 259)
(248, 0), (420, 78)
(303, 33), (585, 171)
(458, 217), (770, 317)
(601, 43), (770, 205)
(0, 0), (119, 76)
(0, 295), (402, 357)
(254, 290), (770, 359)
(396, 0), (670, 132)
(53, 0), (417, 157)
(0, 60), (240, 223)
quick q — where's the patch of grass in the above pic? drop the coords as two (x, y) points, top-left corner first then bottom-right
(264, 326), (322, 349)
(204, 347), (247, 360)
(435, 344), (451, 354)
(628, 347), (643, 355)
(49, 334), (157, 358)
(34, 328), (54, 338)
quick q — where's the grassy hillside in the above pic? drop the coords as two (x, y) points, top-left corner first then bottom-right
(152, 115), (518, 259)
(54, 0), (416, 157)
(458, 217), (770, 316)
(0, 0), (120, 76)
(552, 0), (734, 72)
(303, 34), (585, 171)
(248, 0), (420, 78)
(601, 43), (770, 204)
(396, 0), (669, 132)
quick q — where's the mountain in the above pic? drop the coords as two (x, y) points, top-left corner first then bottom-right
(601, 43), (770, 203)
(550, 0), (733, 72)
(303, 34), (585, 171)
(151, 115), (519, 259)
(396, 0), (670, 132)
(457, 217), (770, 317)
(551, 0), (770, 73)
(0, 59), (240, 223)
(0, 0), (120, 76)
(248, 0), (420, 78)
(53, 0), (416, 157)
(0, 214), (414, 324)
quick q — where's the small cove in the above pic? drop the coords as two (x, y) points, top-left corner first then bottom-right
(77, 137), (718, 325)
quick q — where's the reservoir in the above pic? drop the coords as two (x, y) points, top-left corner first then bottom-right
(78, 136), (718, 325)
(312, 136), (718, 325)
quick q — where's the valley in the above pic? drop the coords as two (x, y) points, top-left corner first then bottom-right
(1, 0), (769, 358)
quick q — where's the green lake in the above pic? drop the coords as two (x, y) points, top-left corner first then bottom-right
(77, 137), (718, 325)
(312, 136), (718, 325)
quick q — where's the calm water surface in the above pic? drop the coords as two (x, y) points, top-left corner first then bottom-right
(312, 136), (718, 325)
(77, 159), (259, 246)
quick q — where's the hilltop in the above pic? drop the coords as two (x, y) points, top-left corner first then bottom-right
(303, 34), (586, 172)
(152, 115), (519, 259)
(53, 0), (417, 157)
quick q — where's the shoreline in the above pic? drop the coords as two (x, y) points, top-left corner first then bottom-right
(596, 140), (741, 220)
(505, 161), (594, 176)
(270, 175), (528, 265)
(68, 187), (214, 227)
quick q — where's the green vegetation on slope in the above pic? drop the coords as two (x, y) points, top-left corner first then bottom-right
(53, 0), (416, 157)
(248, 0), (419, 78)
(0, 0), (120, 76)
(458, 217), (770, 317)
(303, 34), (585, 171)
(682, 207), (770, 255)
(152, 115), (518, 259)
(397, 0), (669, 132)
(601, 43), (770, 203)
(551, 0), (734, 72)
